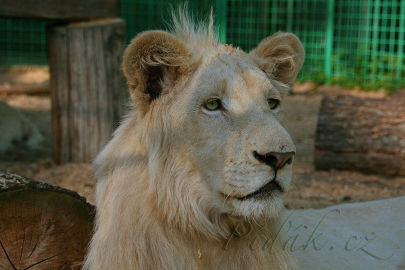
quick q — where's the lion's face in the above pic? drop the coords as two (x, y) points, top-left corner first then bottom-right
(121, 30), (304, 220)
(164, 51), (295, 218)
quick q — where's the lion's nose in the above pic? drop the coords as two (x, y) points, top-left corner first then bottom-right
(253, 151), (295, 170)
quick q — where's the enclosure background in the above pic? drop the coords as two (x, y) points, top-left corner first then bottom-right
(0, 0), (404, 90)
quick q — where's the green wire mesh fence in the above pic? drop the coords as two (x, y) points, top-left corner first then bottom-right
(0, 18), (49, 65)
(0, 0), (404, 91)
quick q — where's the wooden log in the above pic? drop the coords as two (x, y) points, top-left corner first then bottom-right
(0, 0), (118, 20)
(0, 171), (94, 269)
(0, 86), (49, 96)
(315, 91), (405, 176)
(48, 19), (128, 163)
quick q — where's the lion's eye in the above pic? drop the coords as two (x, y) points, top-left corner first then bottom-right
(267, 98), (280, 110)
(204, 98), (222, 111)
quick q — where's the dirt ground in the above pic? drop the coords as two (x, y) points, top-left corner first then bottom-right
(1, 68), (404, 208)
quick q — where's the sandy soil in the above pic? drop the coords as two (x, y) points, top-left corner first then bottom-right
(0, 69), (404, 208)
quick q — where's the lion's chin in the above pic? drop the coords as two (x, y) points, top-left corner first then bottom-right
(230, 191), (284, 219)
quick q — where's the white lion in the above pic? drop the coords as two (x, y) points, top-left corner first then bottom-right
(84, 12), (304, 270)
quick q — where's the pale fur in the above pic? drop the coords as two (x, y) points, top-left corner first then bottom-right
(84, 11), (304, 270)
(0, 100), (43, 153)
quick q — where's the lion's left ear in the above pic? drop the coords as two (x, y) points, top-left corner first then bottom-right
(250, 32), (305, 87)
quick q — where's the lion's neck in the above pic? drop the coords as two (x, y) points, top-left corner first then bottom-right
(142, 213), (293, 270)
(143, 168), (293, 270)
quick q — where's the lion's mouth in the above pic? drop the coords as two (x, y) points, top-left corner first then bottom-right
(237, 179), (283, 200)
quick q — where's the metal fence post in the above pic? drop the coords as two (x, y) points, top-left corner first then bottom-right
(287, 0), (293, 32)
(397, 0), (405, 87)
(215, 0), (227, 43)
(371, 0), (381, 77)
(325, 0), (335, 84)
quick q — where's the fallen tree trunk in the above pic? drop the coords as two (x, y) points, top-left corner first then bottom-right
(0, 171), (94, 269)
(315, 91), (405, 176)
(0, 85), (50, 96)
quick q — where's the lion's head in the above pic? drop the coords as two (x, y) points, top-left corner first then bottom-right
(118, 15), (303, 220)
(86, 13), (304, 270)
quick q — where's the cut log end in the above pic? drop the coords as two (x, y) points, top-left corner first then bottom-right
(0, 171), (94, 270)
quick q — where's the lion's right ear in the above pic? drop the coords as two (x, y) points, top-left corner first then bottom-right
(122, 30), (191, 115)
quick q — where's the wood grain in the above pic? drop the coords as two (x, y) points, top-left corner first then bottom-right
(315, 91), (405, 176)
(0, 171), (94, 269)
(48, 19), (127, 163)
(0, 0), (118, 20)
